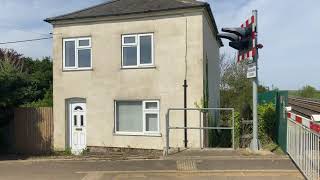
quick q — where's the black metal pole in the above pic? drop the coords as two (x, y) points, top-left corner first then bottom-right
(183, 79), (188, 148)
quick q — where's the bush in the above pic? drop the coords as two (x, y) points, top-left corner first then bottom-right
(258, 103), (276, 146)
(232, 103), (276, 148)
(21, 85), (53, 108)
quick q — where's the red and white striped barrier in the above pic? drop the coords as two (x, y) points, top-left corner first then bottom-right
(287, 111), (320, 180)
(237, 15), (257, 62)
(287, 112), (320, 133)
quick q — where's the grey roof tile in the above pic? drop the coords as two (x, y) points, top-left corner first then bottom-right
(45, 0), (222, 46)
(45, 0), (206, 22)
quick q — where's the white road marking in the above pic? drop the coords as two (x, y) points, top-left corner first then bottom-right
(81, 172), (104, 180)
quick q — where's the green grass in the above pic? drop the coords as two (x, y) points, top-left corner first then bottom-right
(263, 143), (285, 155)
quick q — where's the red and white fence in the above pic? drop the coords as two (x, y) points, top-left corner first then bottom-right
(287, 112), (320, 180)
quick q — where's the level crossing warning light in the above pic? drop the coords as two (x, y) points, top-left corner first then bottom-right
(217, 14), (258, 62)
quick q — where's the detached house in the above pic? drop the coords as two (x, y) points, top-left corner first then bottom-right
(45, 0), (222, 154)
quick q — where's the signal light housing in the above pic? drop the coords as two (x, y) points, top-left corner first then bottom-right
(217, 15), (257, 62)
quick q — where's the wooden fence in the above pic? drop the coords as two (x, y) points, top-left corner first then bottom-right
(13, 107), (53, 154)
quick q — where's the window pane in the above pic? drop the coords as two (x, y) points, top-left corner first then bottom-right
(65, 41), (75, 67)
(145, 102), (158, 109)
(124, 36), (136, 44)
(140, 36), (152, 64)
(78, 49), (91, 68)
(116, 101), (142, 132)
(146, 114), (158, 131)
(80, 115), (84, 126)
(123, 47), (137, 66)
(74, 115), (77, 126)
(79, 39), (89, 47)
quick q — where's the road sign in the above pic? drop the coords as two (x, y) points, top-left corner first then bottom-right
(247, 64), (257, 78)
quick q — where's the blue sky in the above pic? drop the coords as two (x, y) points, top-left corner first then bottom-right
(0, 0), (319, 90)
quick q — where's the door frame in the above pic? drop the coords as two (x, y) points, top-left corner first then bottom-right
(66, 98), (86, 152)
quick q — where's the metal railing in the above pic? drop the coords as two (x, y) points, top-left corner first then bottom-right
(164, 108), (235, 156)
(287, 113), (320, 180)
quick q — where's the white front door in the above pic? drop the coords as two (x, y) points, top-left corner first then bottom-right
(70, 102), (86, 155)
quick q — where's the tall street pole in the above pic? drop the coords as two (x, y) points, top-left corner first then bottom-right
(251, 10), (259, 151)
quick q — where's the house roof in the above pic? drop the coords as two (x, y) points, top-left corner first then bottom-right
(45, 0), (222, 46)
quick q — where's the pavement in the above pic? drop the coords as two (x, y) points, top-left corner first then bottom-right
(0, 150), (305, 180)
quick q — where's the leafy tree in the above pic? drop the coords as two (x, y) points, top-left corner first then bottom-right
(0, 50), (29, 107)
(23, 56), (53, 105)
(22, 84), (53, 107)
(298, 85), (317, 98)
(220, 54), (267, 112)
(0, 49), (53, 127)
(0, 49), (25, 72)
(210, 54), (268, 147)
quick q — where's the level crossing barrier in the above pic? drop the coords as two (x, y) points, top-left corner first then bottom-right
(287, 112), (320, 180)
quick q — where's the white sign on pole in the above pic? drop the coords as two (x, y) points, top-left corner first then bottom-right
(247, 65), (257, 79)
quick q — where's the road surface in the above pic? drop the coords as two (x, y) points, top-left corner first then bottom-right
(0, 157), (304, 180)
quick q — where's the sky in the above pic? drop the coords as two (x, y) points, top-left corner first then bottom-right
(0, 0), (319, 90)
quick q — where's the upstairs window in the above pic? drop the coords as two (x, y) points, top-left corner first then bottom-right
(122, 33), (154, 68)
(63, 37), (92, 70)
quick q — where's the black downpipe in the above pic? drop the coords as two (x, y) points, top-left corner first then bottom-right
(183, 79), (188, 148)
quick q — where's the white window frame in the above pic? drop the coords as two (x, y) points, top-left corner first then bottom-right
(114, 100), (160, 136)
(143, 101), (160, 134)
(63, 37), (92, 70)
(121, 33), (154, 68)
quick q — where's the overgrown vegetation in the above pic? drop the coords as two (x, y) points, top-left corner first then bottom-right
(216, 54), (277, 150)
(0, 48), (53, 109)
(258, 103), (276, 145)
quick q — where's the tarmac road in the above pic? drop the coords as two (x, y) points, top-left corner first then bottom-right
(0, 157), (304, 180)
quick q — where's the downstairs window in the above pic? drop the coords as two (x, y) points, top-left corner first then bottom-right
(115, 100), (159, 135)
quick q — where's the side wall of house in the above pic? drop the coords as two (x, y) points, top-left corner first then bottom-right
(202, 13), (220, 117)
(52, 12), (204, 150)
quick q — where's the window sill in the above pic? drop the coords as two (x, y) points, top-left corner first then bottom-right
(113, 132), (162, 137)
(121, 66), (156, 70)
(62, 68), (93, 72)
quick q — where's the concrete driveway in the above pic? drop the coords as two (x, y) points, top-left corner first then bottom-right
(0, 155), (304, 180)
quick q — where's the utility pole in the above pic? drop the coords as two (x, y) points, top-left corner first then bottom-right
(250, 10), (259, 151)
